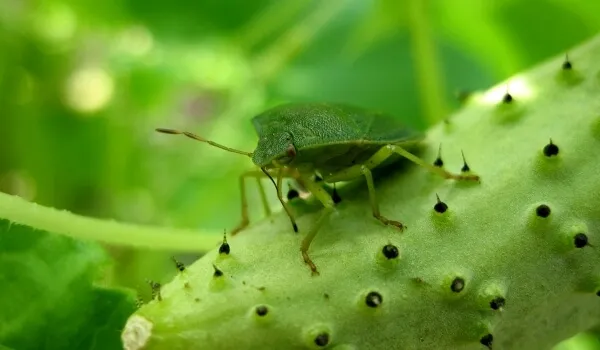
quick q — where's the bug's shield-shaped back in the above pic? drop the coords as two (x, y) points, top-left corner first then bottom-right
(250, 103), (423, 167)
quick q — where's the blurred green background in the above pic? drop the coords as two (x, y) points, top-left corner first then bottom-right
(1, 0), (600, 349)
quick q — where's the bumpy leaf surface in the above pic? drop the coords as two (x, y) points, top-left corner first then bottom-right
(123, 34), (600, 350)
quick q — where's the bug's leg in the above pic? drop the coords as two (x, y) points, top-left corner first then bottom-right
(298, 174), (336, 276)
(327, 165), (405, 230)
(230, 171), (252, 236)
(361, 166), (405, 230)
(324, 144), (479, 231)
(328, 145), (480, 183)
(230, 170), (277, 236)
(255, 177), (272, 217)
(388, 145), (480, 181)
(275, 168), (298, 232)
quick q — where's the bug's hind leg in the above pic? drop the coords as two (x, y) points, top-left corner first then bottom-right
(325, 161), (406, 231)
(361, 166), (405, 230)
(388, 145), (480, 181)
(298, 174), (336, 276)
(323, 143), (479, 232)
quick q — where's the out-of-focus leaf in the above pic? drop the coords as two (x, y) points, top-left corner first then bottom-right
(433, 0), (600, 78)
(554, 331), (600, 350)
(344, 0), (409, 56)
(0, 219), (136, 350)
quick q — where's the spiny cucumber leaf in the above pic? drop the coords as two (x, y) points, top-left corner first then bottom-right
(0, 219), (137, 350)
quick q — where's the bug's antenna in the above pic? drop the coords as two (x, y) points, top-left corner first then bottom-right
(156, 128), (253, 157)
(261, 167), (298, 232)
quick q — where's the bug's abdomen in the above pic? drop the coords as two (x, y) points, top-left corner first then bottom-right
(300, 140), (422, 181)
(295, 143), (381, 175)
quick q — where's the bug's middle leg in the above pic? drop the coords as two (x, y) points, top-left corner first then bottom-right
(275, 168), (298, 232)
(326, 164), (405, 230)
(298, 174), (336, 276)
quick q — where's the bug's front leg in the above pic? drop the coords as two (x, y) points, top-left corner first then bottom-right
(275, 167), (298, 232)
(298, 173), (336, 276)
(231, 167), (300, 236)
(230, 169), (283, 236)
(230, 170), (265, 236)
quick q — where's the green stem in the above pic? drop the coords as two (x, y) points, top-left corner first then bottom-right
(0, 192), (220, 252)
(253, 1), (347, 83)
(407, 0), (447, 126)
(235, 0), (309, 50)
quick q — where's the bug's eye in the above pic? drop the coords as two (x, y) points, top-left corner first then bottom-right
(286, 144), (296, 158)
(276, 144), (296, 165)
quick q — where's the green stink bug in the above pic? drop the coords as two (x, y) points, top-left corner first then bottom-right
(157, 103), (479, 275)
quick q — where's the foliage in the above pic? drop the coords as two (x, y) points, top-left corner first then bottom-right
(1, 0), (600, 349)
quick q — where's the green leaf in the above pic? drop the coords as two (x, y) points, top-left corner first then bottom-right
(0, 219), (137, 350)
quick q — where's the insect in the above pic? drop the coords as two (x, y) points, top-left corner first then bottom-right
(156, 103), (479, 275)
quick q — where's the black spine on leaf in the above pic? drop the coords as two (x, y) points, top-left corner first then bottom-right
(480, 334), (493, 349)
(450, 277), (465, 293)
(147, 280), (162, 301)
(543, 139), (559, 157)
(314, 333), (330, 347)
(433, 144), (444, 167)
(461, 150), (471, 172)
(562, 54), (572, 70)
(573, 233), (589, 248)
(172, 256), (185, 272)
(219, 230), (230, 255)
(434, 194), (448, 214)
(365, 291), (383, 308)
(213, 264), (224, 277)
(535, 204), (551, 218)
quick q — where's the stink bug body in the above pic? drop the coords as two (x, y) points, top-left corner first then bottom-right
(157, 103), (479, 275)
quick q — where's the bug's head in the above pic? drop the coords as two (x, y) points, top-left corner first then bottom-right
(252, 132), (297, 168)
